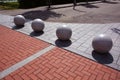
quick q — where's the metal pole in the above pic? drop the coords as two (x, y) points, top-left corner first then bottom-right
(73, 0), (76, 9)
(48, 0), (51, 9)
(86, 0), (89, 5)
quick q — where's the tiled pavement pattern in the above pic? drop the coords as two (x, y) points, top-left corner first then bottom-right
(0, 14), (120, 80)
(3, 47), (120, 80)
(0, 14), (120, 70)
(0, 25), (50, 71)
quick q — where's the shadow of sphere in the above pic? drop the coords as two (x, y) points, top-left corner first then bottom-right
(92, 50), (113, 64)
(12, 25), (24, 30)
(30, 31), (44, 37)
(55, 39), (72, 47)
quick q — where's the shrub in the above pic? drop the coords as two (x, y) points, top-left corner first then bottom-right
(18, 0), (46, 8)
(0, 2), (19, 9)
(18, 0), (78, 8)
(18, 0), (98, 8)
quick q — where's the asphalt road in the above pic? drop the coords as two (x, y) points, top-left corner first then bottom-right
(0, 0), (120, 23)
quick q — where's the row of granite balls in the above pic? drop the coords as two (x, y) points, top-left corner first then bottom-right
(14, 15), (113, 54)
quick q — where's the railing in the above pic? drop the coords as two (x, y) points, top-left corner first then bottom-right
(47, 0), (88, 9)
(0, 0), (17, 2)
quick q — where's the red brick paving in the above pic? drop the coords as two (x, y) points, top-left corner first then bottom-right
(0, 25), (50, 71)
(4, 47), (120, 80)
(0, 25), (120, 80)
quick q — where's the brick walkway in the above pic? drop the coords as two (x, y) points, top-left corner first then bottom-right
(0, 25), (120, 80)
(3, 47), (120, 80)
(0, 25), (50, 71)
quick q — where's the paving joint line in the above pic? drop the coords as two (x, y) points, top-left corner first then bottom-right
(0, 45), (55, 79)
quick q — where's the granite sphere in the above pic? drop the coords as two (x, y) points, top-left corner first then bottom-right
(31, 19), (45, 32)
(92, 34), (113, 53)
(14, 15), (25, 26)
(56, 25), (72, 40)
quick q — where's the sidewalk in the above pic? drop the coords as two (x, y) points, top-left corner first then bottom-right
(0, 14), (120, 70)
(0, 24), (120, 80)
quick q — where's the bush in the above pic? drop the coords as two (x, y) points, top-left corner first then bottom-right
(18, 0), (98, 8)
(18, 0), (78, 8)
(52, 0), (73, 5)
(18, 0), (46, 8)
(0, 2), (19, 9)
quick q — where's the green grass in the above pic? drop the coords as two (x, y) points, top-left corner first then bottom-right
(0, 2), (19, 10)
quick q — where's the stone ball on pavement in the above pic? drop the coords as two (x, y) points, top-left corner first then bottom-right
(92, 34), (113, 53)
(31, 19), (45, 32)
(56, 25), (72, 40)
(14, 15), (25, 26)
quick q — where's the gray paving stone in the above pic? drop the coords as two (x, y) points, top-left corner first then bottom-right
(77, 46), (87, 52)
(117, 57), (120, 65)
(112, 47), (120, 52)
(106, 63), (119, 70)
(118, 66), (120, 71)
(64, 47), (86, 56)
(85, 48), (93, 55)
(112, 54), (120, 62)
(81, 43), (90, 48)
(69, 43), (80, 49)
